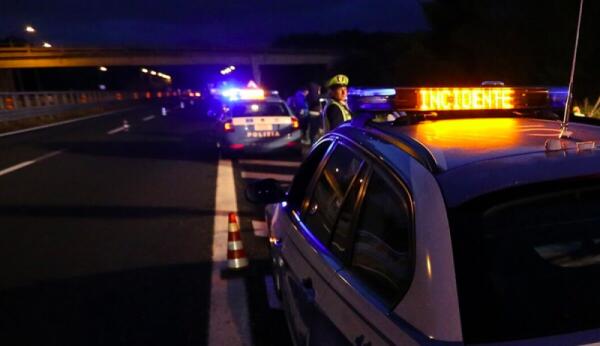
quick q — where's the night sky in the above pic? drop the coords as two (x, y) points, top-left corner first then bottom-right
(0, 0), (429, 48)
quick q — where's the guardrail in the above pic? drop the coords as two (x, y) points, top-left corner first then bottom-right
(0, 90), (177, 112)
(0, 90), (181, 123)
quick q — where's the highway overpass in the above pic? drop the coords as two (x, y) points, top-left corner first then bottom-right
(0, 47), (340, 84)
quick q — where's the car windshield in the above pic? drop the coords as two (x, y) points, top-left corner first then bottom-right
(228, 101), (289, 117)
(448, 177), (600, 343)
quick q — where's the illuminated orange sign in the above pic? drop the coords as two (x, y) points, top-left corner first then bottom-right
(418, 88), (515, 111)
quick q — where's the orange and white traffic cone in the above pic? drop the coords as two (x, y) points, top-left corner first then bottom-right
(227, 212), (248, 270)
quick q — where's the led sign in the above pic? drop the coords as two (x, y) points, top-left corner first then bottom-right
(418, 88), (515, 111)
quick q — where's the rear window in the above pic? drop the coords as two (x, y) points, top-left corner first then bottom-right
(228, 101), (289, 117)
(449, 177), (600, 343)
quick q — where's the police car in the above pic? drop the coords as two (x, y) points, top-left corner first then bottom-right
(246, 85), (600, 345)
(216, 87), (302, 155)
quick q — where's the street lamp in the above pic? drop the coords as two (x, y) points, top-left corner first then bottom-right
(42, 42), (52, 48)
(220, 65), (236, 75)
(99, 66), (108, 72)
(141, 68), (149, 73)
(25, 26), (36, 33)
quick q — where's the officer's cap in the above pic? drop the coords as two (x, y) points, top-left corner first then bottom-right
(325, 74), (349, 89)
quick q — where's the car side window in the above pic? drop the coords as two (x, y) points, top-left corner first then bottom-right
(303, 144), (364, 245)
(287, 141), (331, 212)
(329, 168), (366, 262)
(349, 169), (413, 307)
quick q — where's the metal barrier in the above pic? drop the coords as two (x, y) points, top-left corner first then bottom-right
(0, 90), (178, 111)
(0, 90), (180, 123)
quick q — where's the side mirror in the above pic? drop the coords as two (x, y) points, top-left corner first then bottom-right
(245, 179), (285, 204)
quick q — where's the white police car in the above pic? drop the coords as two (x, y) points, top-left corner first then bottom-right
(246, 86), (600, 345)
(217, 87), (302, 155)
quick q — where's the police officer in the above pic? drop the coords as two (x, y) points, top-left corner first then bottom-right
(307, 82), (322, 144)
(288, 87), (310, 142)
(322, 74), (352, 133)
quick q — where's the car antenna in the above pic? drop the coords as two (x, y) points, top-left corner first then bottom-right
(559, 0), (585, 139)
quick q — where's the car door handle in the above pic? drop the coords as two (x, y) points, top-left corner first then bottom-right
(301, 277), (313, 289)
(354, 334), (372, 346)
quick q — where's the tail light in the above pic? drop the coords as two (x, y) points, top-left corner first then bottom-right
(291, 116), (300, 129)
(224, 121), (234, 132)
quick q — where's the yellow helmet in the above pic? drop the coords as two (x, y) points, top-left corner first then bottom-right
(325, 74), (349, 89)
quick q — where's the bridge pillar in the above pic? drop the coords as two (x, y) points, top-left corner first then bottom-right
(251, 56), (262, 85)
(0, 69), (17, 91)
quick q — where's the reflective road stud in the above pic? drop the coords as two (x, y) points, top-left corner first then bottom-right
(227, 212), (248, 270)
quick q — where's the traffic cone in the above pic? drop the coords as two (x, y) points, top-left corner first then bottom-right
(227, 212), (249, 270)
(122, 119), (130, 131)
(180, 101), (185, 109)
(161, 107), (168, 116)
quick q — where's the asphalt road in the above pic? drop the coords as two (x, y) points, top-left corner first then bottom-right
(0, 101), (296, 346)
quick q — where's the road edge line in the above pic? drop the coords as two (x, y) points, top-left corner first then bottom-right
(209, 159), (252, 346)
(0, 150), (63, 177)
(0, 106), (141, 138)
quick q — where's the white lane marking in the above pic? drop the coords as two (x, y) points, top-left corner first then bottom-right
(107, 126), (127, 135)
(252, 220), (268, 237)
(209, 159), (251, 346)
(239, 159), (301, 168)
(0, 107), (140, 138)
(0, 161), (35, 177)
(241, 171), (294, 182)
(0, 150), (63, 177)
(142, 115), (155, 121)
(264, 275), (282, 310)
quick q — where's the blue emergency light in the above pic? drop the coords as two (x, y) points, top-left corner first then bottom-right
(548, 87), (569, 109)
(348, 87), (396, 112)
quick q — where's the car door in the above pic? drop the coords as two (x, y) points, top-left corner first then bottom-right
(292, 143), (414, 345)
(332, 164), (418, 345)
(273, 139), (333, 345)
(278, 140), (365, 345)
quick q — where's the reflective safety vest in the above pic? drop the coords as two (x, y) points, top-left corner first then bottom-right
(329, 99), (352, 121)
(322, 99), (352, 133)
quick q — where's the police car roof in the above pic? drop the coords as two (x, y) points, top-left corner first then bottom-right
(334, 117), (600, 207)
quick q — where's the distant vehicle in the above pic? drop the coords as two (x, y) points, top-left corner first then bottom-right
(247, 85), (600, 345)
(217, 87), (301, 156)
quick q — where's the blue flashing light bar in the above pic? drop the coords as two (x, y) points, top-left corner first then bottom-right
(348, 87), (396, 112)
(348, 87), (396, 97)
(221, 88), (265, 101)
(548, 86), (568, 109)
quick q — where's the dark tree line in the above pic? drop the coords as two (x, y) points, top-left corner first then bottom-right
(274, 0), (599, 99)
